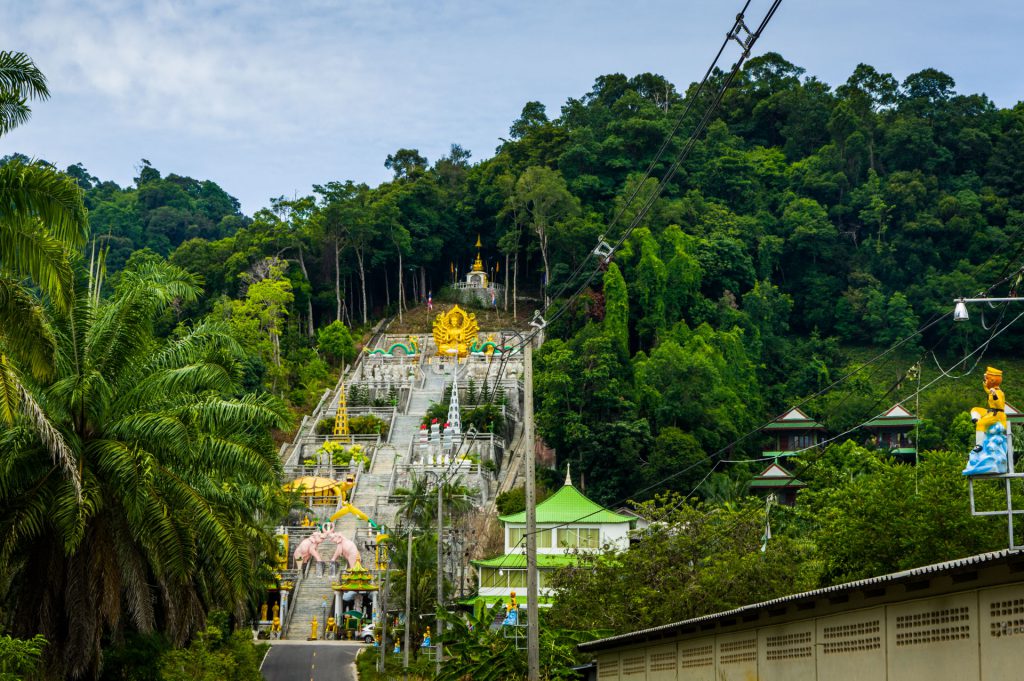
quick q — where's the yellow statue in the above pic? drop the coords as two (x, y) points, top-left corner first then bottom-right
(329, 500), (372, 525)
(260, 603), (268, 621)
(325, 616), (337, 639)
(502, 591), (520, 625)
(270, 616), (282, 637)
(310, 616), (319, 640)
(433, 305), (480, 357)
(965, 366), (1011, 475)
(272, 602), (280, 620)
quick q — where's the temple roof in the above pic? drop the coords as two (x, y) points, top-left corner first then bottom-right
(863, 403), (921, 429)
(762, 407), (825, 431)
(498, 483), (634, 525)
(749, 461), (806, 489)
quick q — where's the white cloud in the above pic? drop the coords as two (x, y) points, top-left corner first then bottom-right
(3, 0), (1023, 215)
(9, 0), (385, 138)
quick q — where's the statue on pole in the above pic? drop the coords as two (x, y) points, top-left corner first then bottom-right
(964, 367), (1012, 475)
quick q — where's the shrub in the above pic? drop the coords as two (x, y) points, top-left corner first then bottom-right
(349, 414), (390, 438)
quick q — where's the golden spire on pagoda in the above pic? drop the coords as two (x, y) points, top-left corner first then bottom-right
(472, 234), (485, 273)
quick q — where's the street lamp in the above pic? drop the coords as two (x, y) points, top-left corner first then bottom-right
(953, 297), (1024, 323)
(954, 299), (969, 322)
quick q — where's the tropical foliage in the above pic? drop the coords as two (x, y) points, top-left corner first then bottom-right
(5, 41), (1024, 678)
(436, 605), (592, 681)
(0, 262), (290, 677)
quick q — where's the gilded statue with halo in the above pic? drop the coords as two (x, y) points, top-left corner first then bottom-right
(433, 304), (480, 357)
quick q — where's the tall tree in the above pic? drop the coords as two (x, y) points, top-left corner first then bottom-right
(513, 167), (579, 307)
(602, 262), (629, 357)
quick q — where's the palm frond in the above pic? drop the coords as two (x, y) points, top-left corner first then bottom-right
(0, 354), (80, 496)
(0, 91), (31, 136)
(0, 159), (88, 252)
(114, 260), (202, 306)
(0, 51), (49, 101)
(0, 212), (77, 310)
(0, 276), (56, 379)
(118, 364), (236, 410)
(181, 392), (293, 433)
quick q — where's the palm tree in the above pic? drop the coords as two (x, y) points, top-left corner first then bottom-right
(394, 471), (437, 529)
(393, 472), (476, 529)
(0, 51), (89, 497)
(0, 261), (292, 678)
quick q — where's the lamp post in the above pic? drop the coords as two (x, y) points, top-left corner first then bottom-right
(429, 469), (445, 675)
(953, 297), (1024, 322)
(403, 522), (413, 679)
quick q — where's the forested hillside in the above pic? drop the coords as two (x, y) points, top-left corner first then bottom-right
(19, 52), (1022, 503)
(6, 41), (1024, 676)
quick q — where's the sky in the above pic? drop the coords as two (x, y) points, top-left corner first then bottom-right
(2, 0), (1022, 216)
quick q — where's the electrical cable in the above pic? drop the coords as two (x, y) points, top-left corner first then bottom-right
(526, 0), (782, 340)
(542, 2), (755, 307)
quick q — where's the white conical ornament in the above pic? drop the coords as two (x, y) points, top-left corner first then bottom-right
(446, 375), (462, 448)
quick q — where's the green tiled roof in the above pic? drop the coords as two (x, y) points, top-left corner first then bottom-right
(458, 595), (556, 607)
(750, 477), (806, 488)
(762, 421), (825, 430)
(864, 417), (920, 428)
(499, 484), (634, 524)
(472, 553), (580, 569)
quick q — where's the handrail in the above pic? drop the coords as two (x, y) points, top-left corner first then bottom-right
(282, 564), (304, 637)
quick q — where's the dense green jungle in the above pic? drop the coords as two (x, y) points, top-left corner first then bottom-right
(5, 47), (1024, 679)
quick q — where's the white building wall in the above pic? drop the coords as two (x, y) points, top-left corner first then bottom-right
(505, 522), (631, 553)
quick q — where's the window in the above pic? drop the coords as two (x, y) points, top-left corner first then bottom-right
(508, 527), (525, 549)
(557, 528), (600, 548)
(557, 528), (578, 547)
(790, 433), (816, 450)
(537, 529), (552, 548)
(508, 570), (526, 588)
(538, 569), (550, 588)
(481, 568), (504, 588)
(579, 528), (600, 548)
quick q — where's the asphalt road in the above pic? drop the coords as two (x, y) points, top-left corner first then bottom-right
(261, 643), (361, 681)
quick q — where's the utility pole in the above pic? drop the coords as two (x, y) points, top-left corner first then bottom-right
(524, 338), (540, 681)
(436, 474), (445, 676)
(378, 560), (391, 674)
(403, 525), (413, 679)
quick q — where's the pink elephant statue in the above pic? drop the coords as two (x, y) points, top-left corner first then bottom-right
(293, 530), (326, 574)
(328, 531), (362, 569)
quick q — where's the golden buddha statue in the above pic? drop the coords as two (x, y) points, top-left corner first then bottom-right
(433, 305), (480, 357)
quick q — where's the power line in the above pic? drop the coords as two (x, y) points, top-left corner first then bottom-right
(543, 2), (756, 307)
(499, 303), (1024, 546)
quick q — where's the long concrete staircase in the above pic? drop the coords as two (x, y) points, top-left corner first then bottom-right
(279, 330), (524, 640)
(284, 540), (338, 640)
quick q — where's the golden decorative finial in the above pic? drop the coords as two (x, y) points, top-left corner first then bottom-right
(472, 234), (485, 273)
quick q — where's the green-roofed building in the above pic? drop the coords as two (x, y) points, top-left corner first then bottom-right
(863, 403), (921, 461)
(470, 469), (633, 608)
(761, 407), (826, 458)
